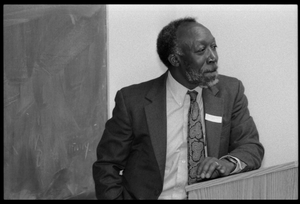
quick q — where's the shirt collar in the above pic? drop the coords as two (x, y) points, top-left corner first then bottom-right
(167, 71), (202, 106)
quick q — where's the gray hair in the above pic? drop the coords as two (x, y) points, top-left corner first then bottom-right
(156, 17), (197, 68)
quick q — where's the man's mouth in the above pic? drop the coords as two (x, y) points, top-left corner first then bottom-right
(204, 66), (218, 74)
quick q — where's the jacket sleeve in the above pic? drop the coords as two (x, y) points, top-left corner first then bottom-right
(228, 80), (264, 172)
(92, 90), (133, 199)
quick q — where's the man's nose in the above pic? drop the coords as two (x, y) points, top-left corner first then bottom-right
(207, 48), (217, 64)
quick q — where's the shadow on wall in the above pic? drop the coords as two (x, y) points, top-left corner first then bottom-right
(3, 5), (107, 199)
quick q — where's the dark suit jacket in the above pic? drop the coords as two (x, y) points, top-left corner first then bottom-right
(92, 71), (264, 200)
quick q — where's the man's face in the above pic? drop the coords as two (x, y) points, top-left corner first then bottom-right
(176, 23), (219, 88)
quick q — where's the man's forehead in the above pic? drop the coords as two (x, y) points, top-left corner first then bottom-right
(177, 22), (215, 46)
(177, 22), (209, 36)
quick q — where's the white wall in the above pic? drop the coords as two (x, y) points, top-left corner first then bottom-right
(107, 5), (298, 168)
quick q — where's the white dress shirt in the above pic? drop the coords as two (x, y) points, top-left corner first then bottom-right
(158, 71), (245, 199)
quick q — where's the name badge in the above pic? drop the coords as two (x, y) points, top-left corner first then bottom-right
(205, 113), (222, 123)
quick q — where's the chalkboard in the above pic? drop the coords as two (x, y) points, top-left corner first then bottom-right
(3, 5), (107, 199)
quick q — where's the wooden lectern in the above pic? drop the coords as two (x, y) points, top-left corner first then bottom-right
(186, 161), (298, 199)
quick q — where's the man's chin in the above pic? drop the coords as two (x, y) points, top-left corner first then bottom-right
(199, 76), (219, 88)
(204, 78), (219, 88)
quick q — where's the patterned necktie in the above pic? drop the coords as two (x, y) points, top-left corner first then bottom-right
(187, 90), (205, 185)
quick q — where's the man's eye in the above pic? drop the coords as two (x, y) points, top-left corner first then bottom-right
(212, 44), (218, 49)
(196, 48), (205, 53)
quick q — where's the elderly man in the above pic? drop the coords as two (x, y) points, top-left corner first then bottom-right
(93, 17), (264, 200)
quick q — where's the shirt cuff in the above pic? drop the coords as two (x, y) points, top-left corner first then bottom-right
(220, 155), (247, 174)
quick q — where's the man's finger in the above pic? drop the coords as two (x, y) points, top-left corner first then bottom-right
(205, 161), (219, 178)
(219, 165), (226, 174)
(200, 159), (213, 178)
(210, 169), (220, 178)
(196, 157), (210, 178)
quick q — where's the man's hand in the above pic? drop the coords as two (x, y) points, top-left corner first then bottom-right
(196, 157), (235, 180)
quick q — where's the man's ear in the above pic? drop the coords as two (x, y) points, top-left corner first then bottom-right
(168, 54), (180, 67)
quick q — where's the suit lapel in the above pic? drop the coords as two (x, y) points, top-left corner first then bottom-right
(202, 86), (224, 158)
(144, 72), (168, 180)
